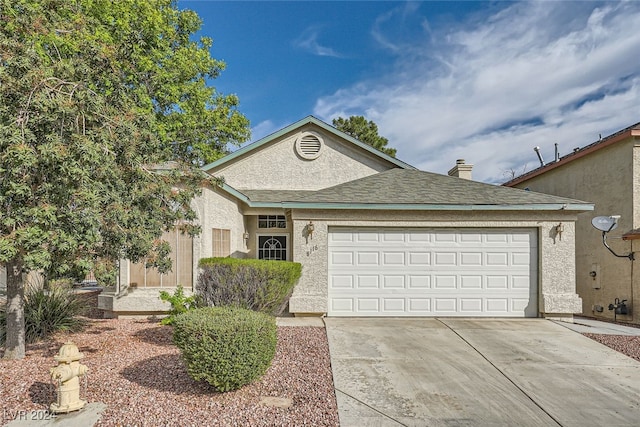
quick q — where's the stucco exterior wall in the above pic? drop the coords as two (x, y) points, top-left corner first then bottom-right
(511, 138), (637, 322)
(212, 124), (394, 191)
(288, 209), (581, 317)
(194, 185), (249, 266)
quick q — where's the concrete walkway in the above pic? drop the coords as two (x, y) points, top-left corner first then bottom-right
(554, 316), (640, 335)
(325, 318), (640, 427)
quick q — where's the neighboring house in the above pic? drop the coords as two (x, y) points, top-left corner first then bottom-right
(504, 122), (640, 324)
(99, 116), (592, 319)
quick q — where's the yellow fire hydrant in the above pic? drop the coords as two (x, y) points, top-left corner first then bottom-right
(50, 342), (88, 414)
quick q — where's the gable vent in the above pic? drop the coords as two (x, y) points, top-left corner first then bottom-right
(295, 131), (323, 160)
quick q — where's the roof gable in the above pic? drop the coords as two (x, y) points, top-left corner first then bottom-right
(202, 116), (415, 173)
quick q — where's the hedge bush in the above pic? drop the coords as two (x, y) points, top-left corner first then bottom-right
(197, 258), (301, 315)
(173, 306), (277, 392)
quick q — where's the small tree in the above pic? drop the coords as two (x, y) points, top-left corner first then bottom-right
(0, 0), (250, 359)
(333, 115), (397, 157)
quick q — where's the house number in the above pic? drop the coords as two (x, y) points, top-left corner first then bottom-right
(306, 245), (318, 256)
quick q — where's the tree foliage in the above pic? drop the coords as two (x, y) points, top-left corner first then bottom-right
(0, 0), (250, 358)
(332, 115), (396, 157)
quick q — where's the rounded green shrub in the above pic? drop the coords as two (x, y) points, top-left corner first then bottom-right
(172, 306), (277, 392)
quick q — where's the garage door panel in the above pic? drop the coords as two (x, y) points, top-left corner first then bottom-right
(330, 231), (354, 243)
(382, 232), (405, 243)
(408, 298), (431, 312)
(383, 298), (405, 312)
(332, 275), (354, 289)
(434, 233), (457, 243)
(408, 275), (431, 288)
(460, 233), (482, 243)
(434, 275), (457, 289)
(512, 252), (531, 266)
(485, 234), (508, 243)
(434, 298), (457, 312)
(460, 275), (483, 289)
(382, 252), (405, 265)
(358, 298), (379, 312)
(487, 275), (509, 289)
(357, 275), (379, 289)
(328, 228), (538, 317)
(383, 275), (405, 289)
(486, 298), (509, 312)
(408, 232), (431, 242)
(486, 252), (509, 266)
(356, 232), (379, 243)
(511, 233), (533, 244)
(512, 276), (530, 289)
(357, 252), (379, 265)
(460, 298), (483, 313)
(434, 252), (457, 266)
(408, 252), (430, 265)
(331, 251), (354, 266)
(331, 298), (354, 312)
(460, 252), (483, 266)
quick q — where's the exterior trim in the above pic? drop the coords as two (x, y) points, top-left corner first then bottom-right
(281, 202), (594, 211)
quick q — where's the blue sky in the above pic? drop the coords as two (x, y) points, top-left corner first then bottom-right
(180, 1), (640, 183)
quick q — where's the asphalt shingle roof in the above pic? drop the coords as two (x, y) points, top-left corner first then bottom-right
(238, 189), (313, 203)
(292, 169), (591, 206)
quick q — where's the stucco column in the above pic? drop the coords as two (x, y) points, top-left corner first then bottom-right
(289, 219), (328, 315)
(539, 221), (582, 319)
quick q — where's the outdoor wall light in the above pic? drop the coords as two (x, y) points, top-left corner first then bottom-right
(307, 221), (314, 239)
(242, 232), (250, 241)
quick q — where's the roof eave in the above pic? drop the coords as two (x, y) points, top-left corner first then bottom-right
(280, 202), (594, 211)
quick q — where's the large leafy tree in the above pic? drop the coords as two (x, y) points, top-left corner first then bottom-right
(0, 0), (250, 359)
(333, 115), (396, 158)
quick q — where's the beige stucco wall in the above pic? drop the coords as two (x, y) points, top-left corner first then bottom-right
(211, 124), (395, 191)
(193, 185), (250, 266)
(288, 209), (581, 317)
(512, 137), (638, 322)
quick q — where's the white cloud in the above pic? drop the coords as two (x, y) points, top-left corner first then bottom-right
(293, 25), (342, 57)
(314, 1), (640, 183)
(250, 119), (282, 142)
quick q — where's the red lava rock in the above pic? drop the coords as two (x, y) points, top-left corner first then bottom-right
(0, 319), (339, 427)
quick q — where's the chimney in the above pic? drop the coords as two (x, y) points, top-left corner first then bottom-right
(448, 159), (473, 180)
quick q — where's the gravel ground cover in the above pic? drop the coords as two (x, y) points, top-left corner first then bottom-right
(0, 319), (339, 427)
(583, 333), (640, 362)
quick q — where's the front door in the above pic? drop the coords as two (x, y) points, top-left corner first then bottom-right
(257, 234), (288, 261)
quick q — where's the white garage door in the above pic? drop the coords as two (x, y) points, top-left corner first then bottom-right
(328, 228), (538, 317)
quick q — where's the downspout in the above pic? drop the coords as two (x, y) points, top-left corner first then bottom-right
(632, 240), (635, 322)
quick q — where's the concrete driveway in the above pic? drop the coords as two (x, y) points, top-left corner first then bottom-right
(325, 318), (640, 426)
